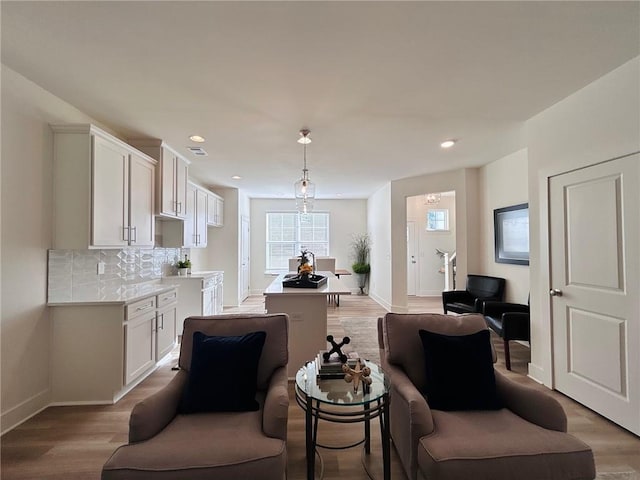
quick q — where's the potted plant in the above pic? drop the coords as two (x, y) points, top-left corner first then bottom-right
(351, 233), (371, 294)
(176, 256), (191, 276)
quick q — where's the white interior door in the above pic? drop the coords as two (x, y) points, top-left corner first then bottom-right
(550, 153), (640, 435)
(407, 221), (417, 296)
(240, 216), (250, 301)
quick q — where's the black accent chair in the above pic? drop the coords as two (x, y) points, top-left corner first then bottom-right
(442, 274), (506, 314)
(483, 299), (530, 370)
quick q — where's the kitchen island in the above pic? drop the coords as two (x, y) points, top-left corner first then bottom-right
(264, 273), (351, 376)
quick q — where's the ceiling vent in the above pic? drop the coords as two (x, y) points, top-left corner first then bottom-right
(187, 146), (208, 156)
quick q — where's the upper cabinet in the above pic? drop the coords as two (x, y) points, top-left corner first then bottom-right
(160, 181), (209, 248)
(128, 140), (190, 220)
(192, 185), (208, 247)
(52, 124), (156, 249)
(207, 192), (224, 227)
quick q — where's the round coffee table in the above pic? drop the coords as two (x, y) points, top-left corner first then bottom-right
(294, 359), (390, 480)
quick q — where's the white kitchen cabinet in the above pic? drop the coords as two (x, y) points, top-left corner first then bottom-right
(162, 272), (223, 334)
(214, 272), (224, 313)
(194, 187), (208, 246)
(207, 192), (224, 227)
(52, 124), (156, 249)
(161, 182), (208, 248)
(129, 140), (190, 220)
(124, 310), (156, 385)
(129, 152), (156, 246)
(156, 289), (178, 360)
(182, 182), (196, 247)
(50, 286), (178, 404)
(92, 135), (128, 247)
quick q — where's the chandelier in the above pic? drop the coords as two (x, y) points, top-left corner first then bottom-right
(424, 193), (441, 205)
(294, 129), (315, 213)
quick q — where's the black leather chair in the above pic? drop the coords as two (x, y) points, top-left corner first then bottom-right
(483, 299), (530, 370)
(442, 274), (506, 314)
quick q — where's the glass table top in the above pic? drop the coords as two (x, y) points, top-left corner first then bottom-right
(295, 359), (389, 406)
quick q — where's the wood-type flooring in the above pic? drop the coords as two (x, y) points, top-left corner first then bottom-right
(2, 295), (639, 479)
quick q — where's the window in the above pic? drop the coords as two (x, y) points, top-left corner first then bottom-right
(266, 212), (329, 271)
(426, 209), (449, 231)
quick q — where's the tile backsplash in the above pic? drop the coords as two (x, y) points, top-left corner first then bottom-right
(48, 247), (189, 303)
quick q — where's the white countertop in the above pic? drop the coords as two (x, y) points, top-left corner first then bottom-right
(264, 272), (351, 296)
(163, 270), (223, 279)
(48, 282), (179, 306)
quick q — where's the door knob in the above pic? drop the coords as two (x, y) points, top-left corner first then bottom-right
(549, 288), (563, 297)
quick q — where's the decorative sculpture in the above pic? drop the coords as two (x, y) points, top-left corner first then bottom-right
(342, 358), (372, 394)
(323, 335), (351, 363)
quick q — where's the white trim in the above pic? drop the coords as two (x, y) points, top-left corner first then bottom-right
(368, 291), (397, 313)
(527, 362), (546, 385)
(1, 389), (50, 436)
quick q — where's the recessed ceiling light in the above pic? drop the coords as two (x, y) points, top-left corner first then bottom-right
(336, 193), (343, 197)
(231, 175), (242, 180)
(440, 139), (456, 149)
(189, 135), (205, 143)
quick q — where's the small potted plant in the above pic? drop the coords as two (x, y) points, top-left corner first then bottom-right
(176, 256), (191, 276)
(351, 233), (371, 294)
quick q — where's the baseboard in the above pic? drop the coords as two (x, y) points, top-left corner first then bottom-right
(368, 291), (392, 312)
(1, 388), (50, 436)
(50, 400), (113, 407)
(527, 362), (547, 385)
(418, 290), (443, 297)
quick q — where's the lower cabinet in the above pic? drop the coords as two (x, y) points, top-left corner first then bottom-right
(161, 272), (223, 335)
(50, 287), (178, 405)
(124, 310), (156, 385)
(156, 291), (178, 360)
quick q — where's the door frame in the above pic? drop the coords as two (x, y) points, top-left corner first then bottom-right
(240, 215), (250, 302)
(407, 220), (417, 296)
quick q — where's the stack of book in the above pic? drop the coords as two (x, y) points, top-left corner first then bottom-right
(315, 350), (360, 379)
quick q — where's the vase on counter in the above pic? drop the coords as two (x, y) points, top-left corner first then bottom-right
(178, 268), (189, 276)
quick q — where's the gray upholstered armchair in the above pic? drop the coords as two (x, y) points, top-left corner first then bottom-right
(378, 312), (595, 480)
(102, 313), (289, 480)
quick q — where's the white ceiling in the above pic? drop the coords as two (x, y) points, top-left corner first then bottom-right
(2, 1), (638, 199)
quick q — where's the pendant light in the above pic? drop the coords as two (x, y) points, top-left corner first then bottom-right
(294, 129), (316, 213)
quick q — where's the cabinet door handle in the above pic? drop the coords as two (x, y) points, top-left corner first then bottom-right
(123, 226), (130, 242)
(136, 303), (154, 311)
(176, 201), (182, 214)
(130, 226), (137, 243)
(158, 313), (164, 330)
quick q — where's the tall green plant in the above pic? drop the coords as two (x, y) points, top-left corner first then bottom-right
(351, 233), (371, 273)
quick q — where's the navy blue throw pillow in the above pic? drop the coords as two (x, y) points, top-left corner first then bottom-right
(180, 330), (267, 413)
(418, 329), (502, 411)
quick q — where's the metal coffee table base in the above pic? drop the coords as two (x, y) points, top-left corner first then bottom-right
(295, 390), (391, 480)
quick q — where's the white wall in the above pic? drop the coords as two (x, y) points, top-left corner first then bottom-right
(478, 148), (529, 304)
(367, 184), (392, 309)
(526, 57), (640, 385)
(406, 194), (457, 296)
(250, 199), (367, 294)
(200, 187), (240, 307)
(0, 66), (105, 433)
